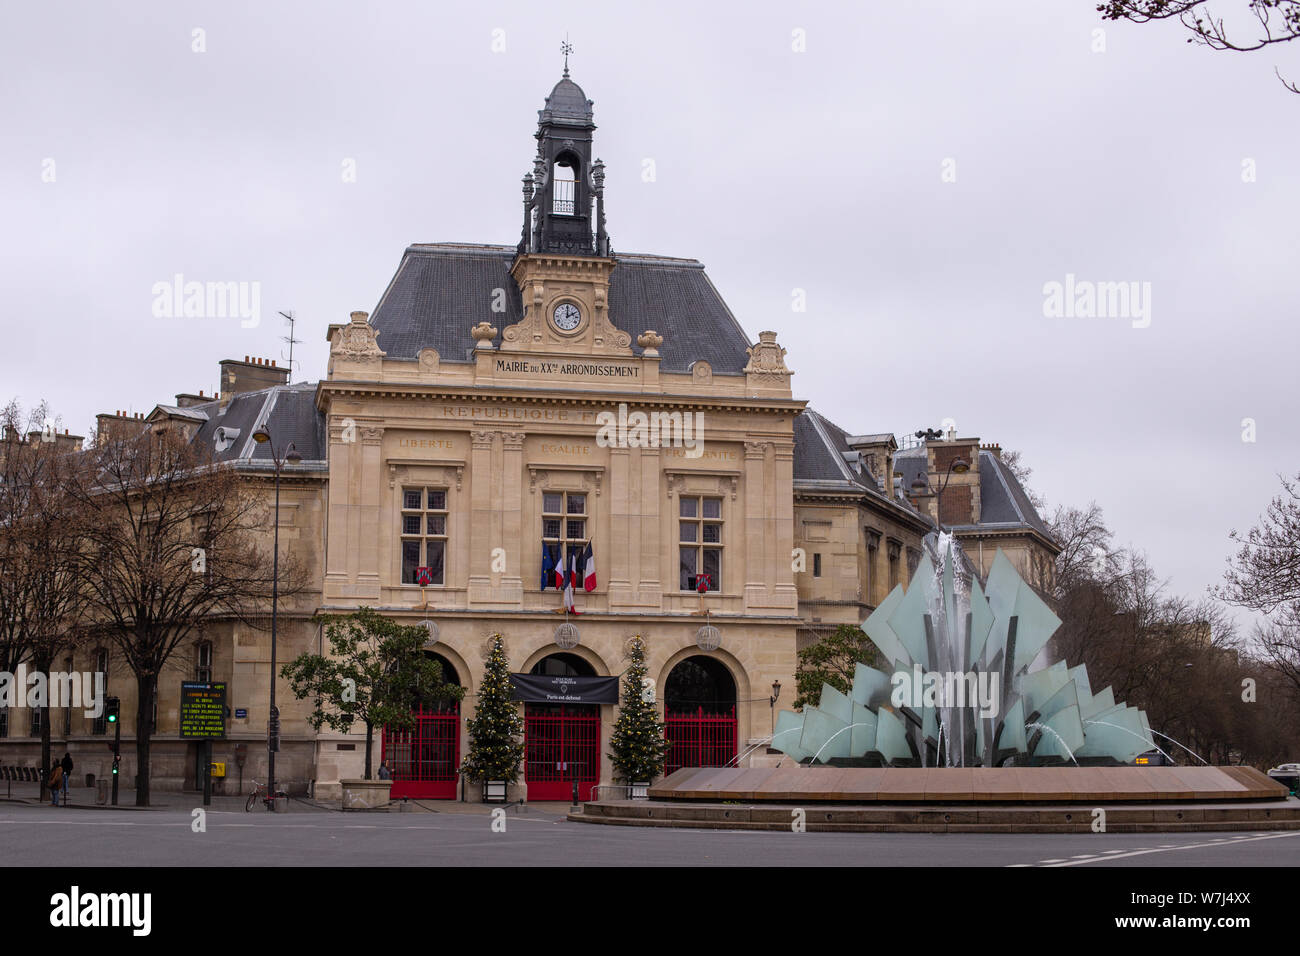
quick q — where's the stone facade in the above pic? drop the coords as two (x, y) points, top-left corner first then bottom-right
(0, 71), (1057, 801)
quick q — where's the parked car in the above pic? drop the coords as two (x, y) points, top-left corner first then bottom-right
(1267, 763), (1299, 793)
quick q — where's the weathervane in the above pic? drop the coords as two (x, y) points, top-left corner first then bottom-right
(561, 35), (573, 76)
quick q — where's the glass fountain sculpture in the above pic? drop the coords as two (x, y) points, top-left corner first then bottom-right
(772, 533), (1156, 767)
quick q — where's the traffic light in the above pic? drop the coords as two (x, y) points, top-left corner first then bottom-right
(111, 755), (120, 776)
(105, 697), (120, 724)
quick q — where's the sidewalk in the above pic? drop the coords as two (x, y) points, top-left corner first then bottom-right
(0, 780), (576, 818)
(1, 781), (247, 812)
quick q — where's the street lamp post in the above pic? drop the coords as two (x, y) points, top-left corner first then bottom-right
(251, 426), (300, 810)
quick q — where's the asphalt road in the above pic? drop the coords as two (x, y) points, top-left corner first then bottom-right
(1, 801), (1297, 866)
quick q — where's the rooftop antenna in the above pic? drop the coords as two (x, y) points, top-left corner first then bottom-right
(278, 310), (302, 378)
(561, 35), (573, 77)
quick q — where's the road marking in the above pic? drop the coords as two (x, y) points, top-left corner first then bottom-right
(1039, 831), (1300, 866)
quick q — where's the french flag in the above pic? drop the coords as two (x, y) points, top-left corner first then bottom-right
(553, 546), (566, 590)
(563, 547), (582, 615)
(582, 541), (596, 592)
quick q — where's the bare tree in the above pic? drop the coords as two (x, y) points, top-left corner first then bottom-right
(1048, 501), (1118, 596)
(0, 401), (86, 797)
(66, 425), (304, 805)
(1099, 0), (1300, 92)
(1214, 472), (1300, 695)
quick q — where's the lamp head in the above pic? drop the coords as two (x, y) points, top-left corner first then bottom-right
(252, 427), (271, 444)
(952, 458), (970, 474)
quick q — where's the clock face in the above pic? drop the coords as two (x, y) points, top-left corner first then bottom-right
(552, 302), (582, 332)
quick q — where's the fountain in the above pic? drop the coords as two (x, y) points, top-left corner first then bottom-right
(571, 536), (1298, 833)
(770, 533), (1157, 767)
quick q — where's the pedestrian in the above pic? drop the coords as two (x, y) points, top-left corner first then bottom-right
(60, 752), (73, 806)
(377, 759), (391, 780)
(48, 762), (63, 806)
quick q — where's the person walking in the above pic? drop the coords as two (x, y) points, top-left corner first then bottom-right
(60, 752), (73, 806)
(48, 762), (63, 807)
(377, 759), (392, 780)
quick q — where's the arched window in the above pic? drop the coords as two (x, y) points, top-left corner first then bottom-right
(551, 154), (579, 215)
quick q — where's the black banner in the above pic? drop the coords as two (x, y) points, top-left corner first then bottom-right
(509, 673), (619, 705)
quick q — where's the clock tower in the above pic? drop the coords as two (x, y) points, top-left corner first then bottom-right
(504, 61), (629, 356)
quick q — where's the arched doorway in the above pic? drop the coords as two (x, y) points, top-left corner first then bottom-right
(664, 656), (738, 774)
(524, 653), (600, 801)
(383, 652), (461, 800)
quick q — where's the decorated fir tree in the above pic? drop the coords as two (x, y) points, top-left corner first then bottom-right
(460, 634), (524, 784)
(608, 636), (669, 784)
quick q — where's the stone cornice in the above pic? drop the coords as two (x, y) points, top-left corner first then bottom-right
(316, 380), (806, 416)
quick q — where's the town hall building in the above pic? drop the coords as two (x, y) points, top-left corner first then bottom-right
(1, 69), (1057, 800)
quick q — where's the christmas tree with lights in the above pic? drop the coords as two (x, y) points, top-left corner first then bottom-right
(608, 636), (669, 784)
(460, 634), (524, 784)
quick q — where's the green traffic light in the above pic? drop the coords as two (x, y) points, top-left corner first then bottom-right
(107, 714), (117, 723)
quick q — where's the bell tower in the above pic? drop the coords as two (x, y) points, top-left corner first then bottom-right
(518, 46), (608, 257)
(505, 50), (627, 356)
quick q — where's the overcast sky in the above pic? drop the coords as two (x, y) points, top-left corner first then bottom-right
(3, 0), (1297, 632)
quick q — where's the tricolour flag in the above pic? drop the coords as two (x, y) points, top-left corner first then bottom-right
(582, 541), (596, 592)
(563, 546), (582, 615)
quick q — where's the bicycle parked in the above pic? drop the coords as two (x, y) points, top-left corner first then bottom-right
(244, 779), (288, 812)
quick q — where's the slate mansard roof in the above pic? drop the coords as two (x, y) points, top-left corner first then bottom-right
(366, 243), (756, 375)
(792, 408), (1053, 542)
(792, 409), (926, 524)
(181, 383), (326, 466)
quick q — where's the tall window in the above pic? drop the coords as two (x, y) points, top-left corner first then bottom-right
(865, 528), (881, 604)
(401, 487), (448, 585)
(679, 496), (722, 592)
(0, 704), (7, 738)
(887, 539), (902, 590)
(196, 641), (213, 683)
(29, 706), (41, 737)
(542, 492), (586, 569)
(92, 648), (109, 735)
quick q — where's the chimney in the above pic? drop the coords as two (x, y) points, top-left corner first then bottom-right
(95, 410), (146, 442)
(55, 430), (84, 452)
(219, 356), (290, 398)
(174, 390), (210, 408)
(926, 434), (982, 527)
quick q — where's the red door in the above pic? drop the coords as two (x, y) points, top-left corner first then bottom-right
(383, 704), (460, 799)
(524, 703), (599, 801)
(665, 706), (737, 775)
